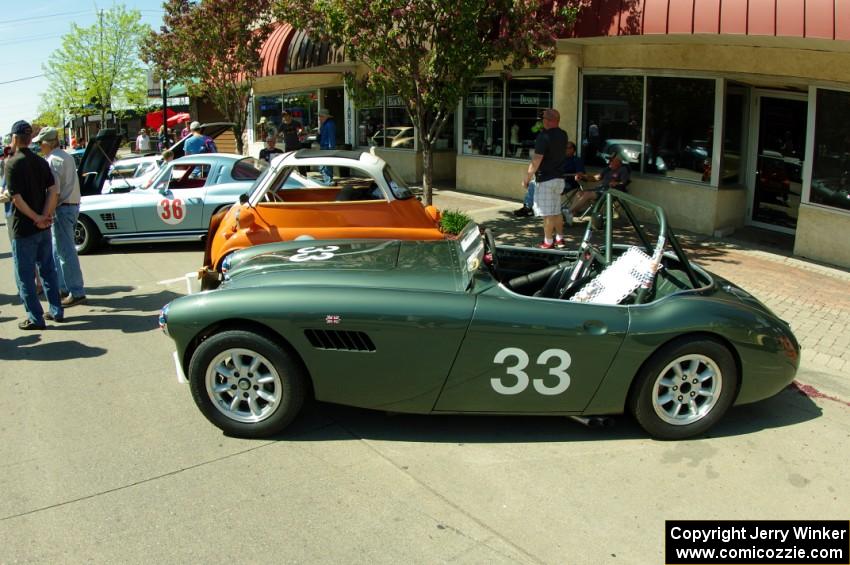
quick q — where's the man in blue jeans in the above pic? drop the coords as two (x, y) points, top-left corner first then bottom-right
(36, 127), (86, 306)
(5, 120), (63, 329)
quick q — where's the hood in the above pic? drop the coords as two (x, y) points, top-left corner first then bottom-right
(78, 129), (121, 197)
(222, 239), (464, 293)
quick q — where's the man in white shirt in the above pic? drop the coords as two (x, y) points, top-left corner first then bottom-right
(136, 128), (151, 152)
(36, 127), (86, 306)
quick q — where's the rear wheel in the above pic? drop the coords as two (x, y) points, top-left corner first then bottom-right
(188, 330), (305, 438)
(75, 215), (101, 254)
(629, 337), (737, 440)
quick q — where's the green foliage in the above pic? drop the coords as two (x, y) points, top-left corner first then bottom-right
(440, 209), (473, 235)
(275, 0), (580, 204)
(142, 0), (276, 154)
(41, 6), (149, 123)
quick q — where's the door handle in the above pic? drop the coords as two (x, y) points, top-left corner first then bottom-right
(582, 320), (608, 336)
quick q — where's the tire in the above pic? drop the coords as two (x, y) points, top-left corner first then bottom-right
(188, 330), (305, 438)
(629, 337), (738, 440)
(75, 215), (101, 254)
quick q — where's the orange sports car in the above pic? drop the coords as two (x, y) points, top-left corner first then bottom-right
(200, 149), (444, 287)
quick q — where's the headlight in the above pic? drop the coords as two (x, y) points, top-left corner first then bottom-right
(221, 254), (233, 280)
(158, 303), (170, 336)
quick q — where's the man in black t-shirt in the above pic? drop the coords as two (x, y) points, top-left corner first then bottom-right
(279, 111), (303, 151)
(5, 120), (64, 329)
(521, 109), (568, 249)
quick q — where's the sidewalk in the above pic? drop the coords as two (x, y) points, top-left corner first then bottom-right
(428, 186), (850, 391)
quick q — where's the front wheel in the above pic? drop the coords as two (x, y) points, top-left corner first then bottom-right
(75, 215), (101, 254)
(629, 337), (738, 440)
(188, 330), (305, 438)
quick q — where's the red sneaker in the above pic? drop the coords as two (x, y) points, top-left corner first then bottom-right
(554, 238), (566, 249)
(537, 241), (554, 249)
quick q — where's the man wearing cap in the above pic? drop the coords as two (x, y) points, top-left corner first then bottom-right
(318, 108), (336, 183)
(136, 128), (151, 152)
(5, 120), (64, 329)
(184, 121), (217, 155)
(36, 126), (86, 307)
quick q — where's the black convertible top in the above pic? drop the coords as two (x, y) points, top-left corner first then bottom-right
(294, 149), (366, 160)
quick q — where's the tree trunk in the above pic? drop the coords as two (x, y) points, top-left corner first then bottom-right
(421, 141), (433, 206)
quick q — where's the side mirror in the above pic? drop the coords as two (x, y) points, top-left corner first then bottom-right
(239, 192), (249, 204)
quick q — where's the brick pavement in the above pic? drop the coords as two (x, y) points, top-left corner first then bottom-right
(430, 188), (850, 379)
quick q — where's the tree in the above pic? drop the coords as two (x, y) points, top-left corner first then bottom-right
(142, 0), (275, 155)
(275, 0), (580, 205)
(42, 5), (149, 126)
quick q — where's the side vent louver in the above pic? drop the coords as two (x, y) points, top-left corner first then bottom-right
(304, 330), (376, 352)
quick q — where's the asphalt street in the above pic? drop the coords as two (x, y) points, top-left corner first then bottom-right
(0, 197), (848, 564)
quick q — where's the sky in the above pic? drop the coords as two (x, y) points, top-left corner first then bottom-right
(0, 2), (167, 135)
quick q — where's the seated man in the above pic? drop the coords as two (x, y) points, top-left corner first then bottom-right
(563, 153), (630, 226)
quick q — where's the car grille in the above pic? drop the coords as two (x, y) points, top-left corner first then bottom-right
(99, 213), (118, 231)
(304, 329), (376, 352)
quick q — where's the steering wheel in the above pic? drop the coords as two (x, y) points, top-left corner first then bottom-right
(483, 228), (500, 279)
(559, 242), (606, 297)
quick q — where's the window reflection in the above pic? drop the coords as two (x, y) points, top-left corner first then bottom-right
(811, 89), (850, 211)
(507, 77), (553, 159)
(581, 75), (644, 167)
(462, 78), (504, 156)
(646, 77), (715, 181)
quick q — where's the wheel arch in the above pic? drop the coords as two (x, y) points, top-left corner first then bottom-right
(583, 330), (743, 416)
(182, 318), (315, 400)
(624, 331), (743, 412)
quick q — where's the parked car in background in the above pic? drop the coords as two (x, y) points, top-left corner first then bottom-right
(598, 138), (669, 174)
(161, 191), (799, 440)
(371, 126), (415, 149)
(75, 154), (266, 254)
(101, 122), (236, 195)
(199, 149), (444, 288)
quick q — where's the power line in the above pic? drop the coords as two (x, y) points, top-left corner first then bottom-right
(0, 74), (45, 85)
(0, 11), (82, 24)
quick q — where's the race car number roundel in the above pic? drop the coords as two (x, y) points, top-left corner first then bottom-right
(157, 198), (185, 225)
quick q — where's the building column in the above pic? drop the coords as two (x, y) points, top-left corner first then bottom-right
(553, 46), (583, 143)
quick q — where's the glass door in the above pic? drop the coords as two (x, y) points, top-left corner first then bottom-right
(748, 94), (808, 232)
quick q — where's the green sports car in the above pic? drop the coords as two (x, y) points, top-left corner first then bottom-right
(159, 191), (800, 440)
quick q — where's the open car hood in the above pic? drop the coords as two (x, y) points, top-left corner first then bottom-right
(167, 122), (234, 160)
(78, 129), (121, 197)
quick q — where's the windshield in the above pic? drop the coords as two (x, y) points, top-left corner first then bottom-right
(456, 222), (485, 287)
(382, 165), (413, 200)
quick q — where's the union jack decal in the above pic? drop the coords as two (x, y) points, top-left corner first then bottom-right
(325, 315), (341, 325)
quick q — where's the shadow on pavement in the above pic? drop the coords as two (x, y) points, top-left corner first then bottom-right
(261, 387), (819, 444)
(0, 336), (107, 361)
(83, 289), (180, 314)
(88, 242), (203, 257)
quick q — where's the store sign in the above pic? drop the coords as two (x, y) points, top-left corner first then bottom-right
(386, 95), (404, 107)
(510, 91), (551, 108)
(466, 93), (503, 108)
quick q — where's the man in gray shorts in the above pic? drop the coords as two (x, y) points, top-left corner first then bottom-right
(521, 109), (567, 249)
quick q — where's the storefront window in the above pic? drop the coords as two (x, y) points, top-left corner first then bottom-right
(722, 90), (746, 186)
(581, 75), (644, 167)
(255, 95), (282, 139)
(462, 78), (504, 156)
(357, 94), (384, 147)
(645, 77), (715, 182)
(811, 89), (850, 211)
(507, 77), (553, 159)
(255, 91), (317, 144)
(383, 94), (414, 149)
